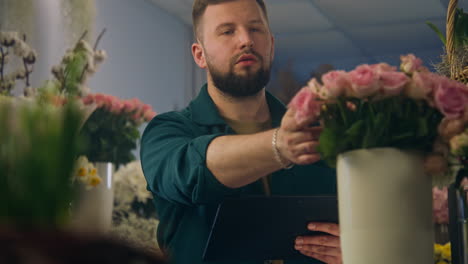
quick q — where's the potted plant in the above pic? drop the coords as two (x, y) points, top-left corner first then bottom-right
(289, 54), (467, 264)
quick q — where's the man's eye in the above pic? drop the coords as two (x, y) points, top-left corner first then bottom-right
(250, 28), (263, 33)
(222, 30), (234, 35)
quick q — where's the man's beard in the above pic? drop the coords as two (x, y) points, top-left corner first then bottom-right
(207, 52), (271, 98)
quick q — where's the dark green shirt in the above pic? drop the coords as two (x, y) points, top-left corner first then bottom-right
(140, 85), (336, 264)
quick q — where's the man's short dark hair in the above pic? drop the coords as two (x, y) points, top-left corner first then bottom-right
(192, 0), (269, 40)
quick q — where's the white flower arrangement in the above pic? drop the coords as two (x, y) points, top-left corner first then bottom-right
(0, 31), (37, 95)
(111, 160), (159, 253)
(113, 161), (152, 210)
(73, 156), (102, 189)
(110, 212), (160, 255)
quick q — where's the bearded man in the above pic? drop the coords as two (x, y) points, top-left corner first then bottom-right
(141, 1), (341, 263)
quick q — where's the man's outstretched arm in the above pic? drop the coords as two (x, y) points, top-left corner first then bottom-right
(206, 107), (322, 188)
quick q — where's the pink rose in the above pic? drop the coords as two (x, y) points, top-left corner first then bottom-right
(82, 94), (95, 105)
(131, 98), (144, 111)
(370, 63), (397, 73)
(438, 117), (466, 142)
(307, 78), (325, 98)
(141, 104), (152, 114)
(122, 100), (137, 113)
(435, 79), (468, 119)
(400, 54), (424, 74)
(404, 71), (440, 101)
(432, 138), (450, 157)
(379, 71), (409, 97)
(432, 186), (449, 224)
(94, 93), (107, 108)
(144, 110), (157, 121)
(321, 70), (349, 99)
(463, 105), (468, 123)
(289, 87), (322, 124)
(346, 101), (357, 111)
(110, 98), (123, 114)
(103, 95), (115, 111)
(138, 104), (155, 122)
(348, 64), (379, 98)
(424, 153), (449, 176)
(131, 112), (141, 123)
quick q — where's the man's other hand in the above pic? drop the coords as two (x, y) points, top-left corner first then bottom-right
(295, 222), (342, 264)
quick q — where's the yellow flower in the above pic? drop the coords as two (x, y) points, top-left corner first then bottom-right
(89, 167), (97, 176)
(441, 242), (451, 261)
(88, 175), (101, 187)
(436, 261), (448, 264)
(77, 167), (87, 177)
(450, 130), (468, 156)
(434, 243), (443, 254)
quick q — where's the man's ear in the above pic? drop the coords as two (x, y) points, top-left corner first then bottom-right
(270, 34), (275, 62)
(192, 42), (207, 69)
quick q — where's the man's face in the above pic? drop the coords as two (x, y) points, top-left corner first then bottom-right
(194, 0), (274, 97)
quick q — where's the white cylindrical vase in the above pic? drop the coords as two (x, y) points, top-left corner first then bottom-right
(70, 162), (115, 233)
(337, 148), (433, 264)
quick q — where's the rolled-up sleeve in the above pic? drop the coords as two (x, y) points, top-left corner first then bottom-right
(140, 112), (239, 206)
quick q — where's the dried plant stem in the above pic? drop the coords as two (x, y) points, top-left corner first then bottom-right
(93, 28), (106, 51)
(78, 30), (88, 43)
(0, 46), (5, 82)
(22, 59), (30, 87)
(79, 28), (106, 83)
(22, 35), (31, 87)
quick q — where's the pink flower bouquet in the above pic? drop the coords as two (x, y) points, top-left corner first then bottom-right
(433, 186), (449, 224)
(289, 54), (468, 173)
(80, 93), (157, 166)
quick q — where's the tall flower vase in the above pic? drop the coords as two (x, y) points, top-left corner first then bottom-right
(336, 148), (434, 264)
(70, 162), (115, 233)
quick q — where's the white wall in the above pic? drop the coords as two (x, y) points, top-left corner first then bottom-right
(88, 0), (202, 113)
(85, 0), (210, 159)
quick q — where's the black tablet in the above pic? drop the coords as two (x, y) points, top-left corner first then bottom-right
(202, 195), (338, 261)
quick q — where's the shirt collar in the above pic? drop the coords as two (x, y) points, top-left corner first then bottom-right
(189, 84), (286, 127)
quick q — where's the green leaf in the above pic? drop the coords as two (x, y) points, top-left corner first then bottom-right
(62, 50), (88, 95)
(337, 99), (349, 127)
(454, 8), (468, 47)
(416, 117), (428, 137)
(362, 127), (375, 148)
(344, 119), (364, 138)
(317, 128), (339, 159)
(426, 21), (447, 45)
(462, 36), (468, 46)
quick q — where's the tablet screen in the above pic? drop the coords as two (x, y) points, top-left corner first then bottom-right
(202, 195), (338, 261)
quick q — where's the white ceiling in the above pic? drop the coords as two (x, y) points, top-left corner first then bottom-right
(149, 0), (468, 75)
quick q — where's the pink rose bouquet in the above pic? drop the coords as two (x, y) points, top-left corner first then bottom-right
(289, 54), (468, 179)
(79, 93), (157, 166)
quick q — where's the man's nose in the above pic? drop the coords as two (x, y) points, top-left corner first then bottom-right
(238, 29), (254, 50)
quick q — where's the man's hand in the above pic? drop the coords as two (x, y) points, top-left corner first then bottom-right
(276, 107), (322, 165)
(295, 222), (342, 264)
